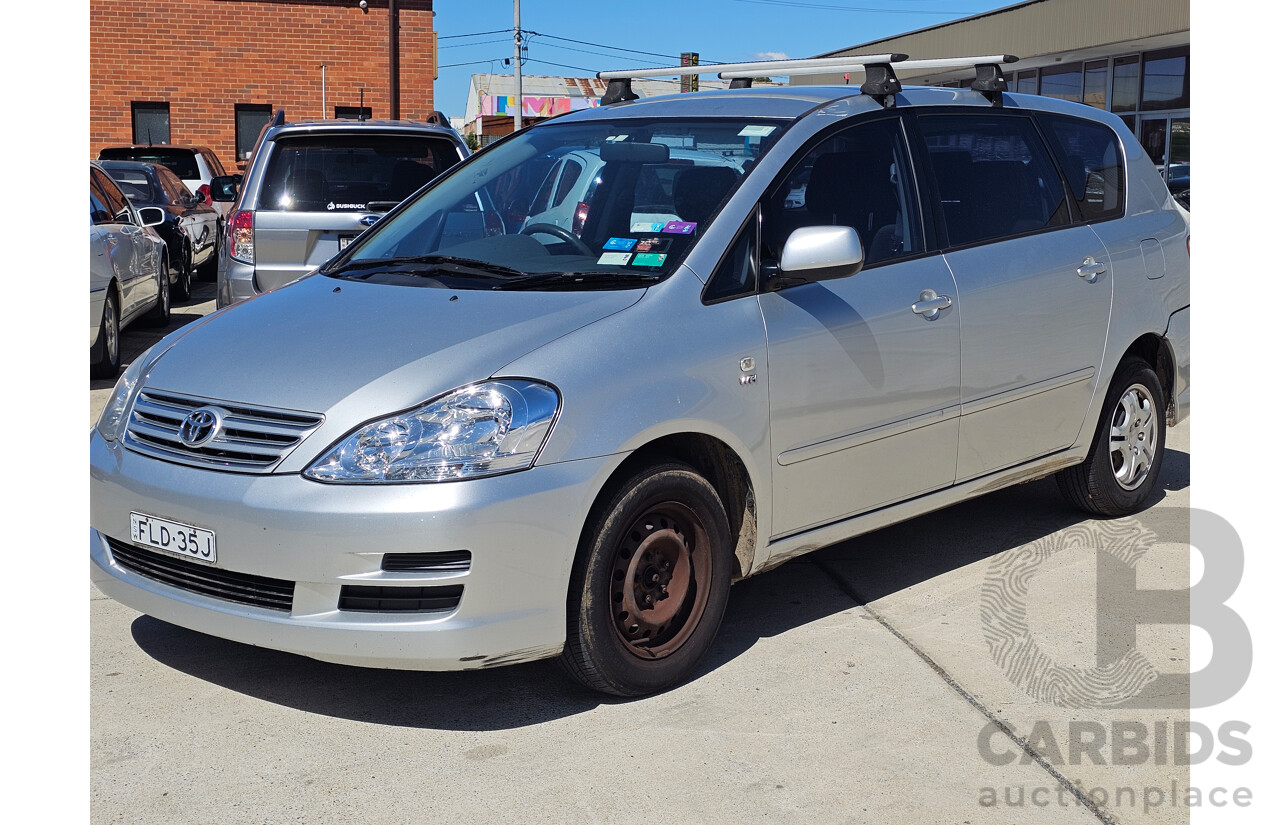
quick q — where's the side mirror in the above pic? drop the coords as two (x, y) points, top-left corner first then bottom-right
(136, 206), (166, 228)
(765, 225), (864, 291)
(210, 174), (239, 202)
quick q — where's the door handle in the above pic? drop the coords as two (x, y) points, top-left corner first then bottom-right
(1077, 256), (1107, 283)
(911, 289), (953, 320)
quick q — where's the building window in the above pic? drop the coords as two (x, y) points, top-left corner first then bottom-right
(1083, 60), (1108, 109)
(1110, 56), (1140, 113)
(335, 106), (373, 120)
(132, 102), (170, 145)
(1141, 46), (1189, 111)
(235, 103), (273, 162)
(1039, 62), (1083, 102)
(1015, 70), (1038, 95)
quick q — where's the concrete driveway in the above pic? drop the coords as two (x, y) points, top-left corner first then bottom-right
(91, 282), (1191, 824)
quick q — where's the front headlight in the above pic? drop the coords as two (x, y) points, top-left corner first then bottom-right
(303, 380), (560, 483)
(94, 346), (155, 442)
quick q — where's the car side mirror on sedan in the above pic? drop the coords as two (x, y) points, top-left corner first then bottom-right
(210, 175), (239, 202)
(136, 206), (166, 228)
(763, 225), (865, 292)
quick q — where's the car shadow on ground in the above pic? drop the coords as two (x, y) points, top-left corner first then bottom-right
(125, 450), (1190, 731)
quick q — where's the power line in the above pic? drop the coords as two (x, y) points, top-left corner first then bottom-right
(440, 38), (512, 50)
(729, 0), (978, 13)
(526, 31), (687, 61)
(438, 29), (514, 40)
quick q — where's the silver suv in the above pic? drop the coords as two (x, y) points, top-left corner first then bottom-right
(213, 113), (468, 307)
(91, 58), (1190, 697)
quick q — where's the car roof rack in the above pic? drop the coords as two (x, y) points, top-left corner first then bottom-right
(598, 53), (1018, 109)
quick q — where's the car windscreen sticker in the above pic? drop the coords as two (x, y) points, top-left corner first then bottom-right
(633, 237), (670, 253)
(738, 124), (777, 137)
(662, 221), (697, 235)
(603, 237), (637, 251)
(598, 252), (633, 265)
(632, 253), (667, 267)
(630, 221), (667, 233)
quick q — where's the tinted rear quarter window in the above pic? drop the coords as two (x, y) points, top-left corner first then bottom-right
(1037, 114), (1125, 222)
(257, 134), (461, 212)
(918, 114), (1069, 248)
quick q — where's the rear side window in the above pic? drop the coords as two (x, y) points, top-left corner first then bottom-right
(257, 134), (462, 212)
(1038, 114), (1125, 222)
(99, 147), (199, 180)
(918, 114), (1069, 248)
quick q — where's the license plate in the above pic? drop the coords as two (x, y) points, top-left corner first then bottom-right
(338, 235), (355, 250)
(130, 512), (217, 565)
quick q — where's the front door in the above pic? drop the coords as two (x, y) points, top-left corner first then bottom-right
(760, 117), (961, 537)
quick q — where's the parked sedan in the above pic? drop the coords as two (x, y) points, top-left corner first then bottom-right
(101, 160), (221, 299)
(91, 162), (170, 379)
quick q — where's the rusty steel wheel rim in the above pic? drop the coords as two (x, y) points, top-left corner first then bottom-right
(608, 501), (711, 660)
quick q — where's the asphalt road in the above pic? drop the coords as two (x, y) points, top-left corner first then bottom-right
(90, 286), (1193, 824)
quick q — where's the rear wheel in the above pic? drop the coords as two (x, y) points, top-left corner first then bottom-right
(560, 460), (733, 696)
(143, 255), (171, 327)
(173, 245), (193, 301)
(90, 289), (121, 380)
(1058, 357), (1166, 516)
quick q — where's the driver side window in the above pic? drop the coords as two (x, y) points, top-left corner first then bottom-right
(762, 117), (920, 268)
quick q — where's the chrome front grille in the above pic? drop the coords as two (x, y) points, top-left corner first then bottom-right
(123, 389), (324, 472)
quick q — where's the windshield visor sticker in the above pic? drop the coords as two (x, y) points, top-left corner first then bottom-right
(604, 237), (637, 251)
(631, 221), (667, 233)
(662, 221), (697, 235)
(598, 252), (633, 265)
(738, 124), (778, 137)
(633, 237), (670, 253)
(632, 253), (667, 267)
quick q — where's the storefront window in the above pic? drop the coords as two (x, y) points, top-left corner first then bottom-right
(1083, 60), (1108, 109)
(1141, 46), (1189, 110)
(1039, 62), (1083, 102)
(1111, 55), (1139, 113)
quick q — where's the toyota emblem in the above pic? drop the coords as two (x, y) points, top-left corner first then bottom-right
(178, 408), (222, 448)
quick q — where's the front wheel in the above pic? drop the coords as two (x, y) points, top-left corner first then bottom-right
(1057, 357), (1166, 517)
(560, 460), (733, 696)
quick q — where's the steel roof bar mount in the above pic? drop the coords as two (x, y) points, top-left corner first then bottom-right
(597, 54), (906, 104)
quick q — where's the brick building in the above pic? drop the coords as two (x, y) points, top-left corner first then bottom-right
(89, 0), (437, 172)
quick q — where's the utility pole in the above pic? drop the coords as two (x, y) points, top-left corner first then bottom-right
(513, 0), (523, 131)
(389, 0), (401, 119)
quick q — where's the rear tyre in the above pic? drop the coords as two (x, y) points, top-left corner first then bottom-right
(1057, 357), (1166, 517)
(173, 245), (193, 301)
(143, 255), (171, 327)
(90, 289), (121, 380)
(560, 460), (733, 696)
(197, 234), (219, 282)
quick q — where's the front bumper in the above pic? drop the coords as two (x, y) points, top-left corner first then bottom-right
(90, 433), (620, 670)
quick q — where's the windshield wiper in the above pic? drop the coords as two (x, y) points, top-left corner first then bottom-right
(497, 270), (662, 290)
(325, 254), (526, 280)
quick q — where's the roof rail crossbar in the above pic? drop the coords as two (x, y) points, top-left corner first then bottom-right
(860, 63), (902, 109)
(717, 54), (1015, 80)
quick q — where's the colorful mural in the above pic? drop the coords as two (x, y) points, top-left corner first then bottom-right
(479, 95), (601, 118)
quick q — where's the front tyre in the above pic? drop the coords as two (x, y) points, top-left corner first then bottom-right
(1058, 357), (1166, 517)
(561, 460), (733, 696)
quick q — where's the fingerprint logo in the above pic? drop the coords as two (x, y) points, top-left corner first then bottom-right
(981, 519), (1162, 708)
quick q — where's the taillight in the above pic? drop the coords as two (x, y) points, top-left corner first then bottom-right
(571, 201), (590, 237)
(196, 183), (212, 204)
(228, 210), (254, 264)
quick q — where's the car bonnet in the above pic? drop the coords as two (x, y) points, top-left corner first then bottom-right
(141, 274), (645, 441)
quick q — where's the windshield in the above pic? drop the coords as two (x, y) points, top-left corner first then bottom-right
(327, 118), (784, 289)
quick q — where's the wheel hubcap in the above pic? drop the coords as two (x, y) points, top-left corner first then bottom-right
(1109, 383), (1158, 490)
(609, 502), (711, 660)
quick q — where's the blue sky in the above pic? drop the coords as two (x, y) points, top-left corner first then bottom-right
(432, 0), (1015, 118)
